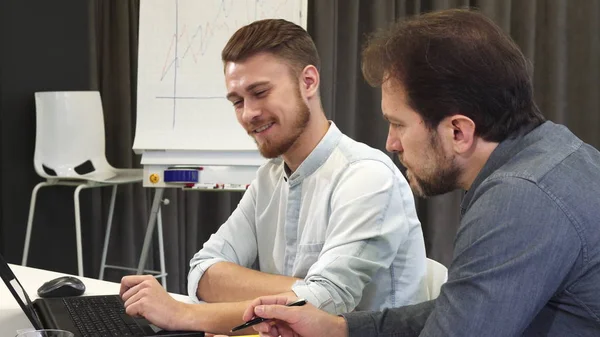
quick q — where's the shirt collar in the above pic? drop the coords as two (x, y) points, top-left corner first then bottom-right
(460, 121), (549, 215)
(285, 121), (342, 186)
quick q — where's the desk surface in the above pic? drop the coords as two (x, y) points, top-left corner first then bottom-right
(0, 264), (191, 336)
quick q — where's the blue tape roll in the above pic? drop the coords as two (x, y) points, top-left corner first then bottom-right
(164, 169), (199, 183)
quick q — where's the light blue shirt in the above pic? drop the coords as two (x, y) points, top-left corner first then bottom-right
(188, 122), (427, 314)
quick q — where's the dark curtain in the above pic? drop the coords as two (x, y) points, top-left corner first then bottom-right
(87, 0), (148, 283)
(87, 0), (599, 294)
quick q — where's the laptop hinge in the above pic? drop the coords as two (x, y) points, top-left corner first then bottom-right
(32, 299), (60, 329)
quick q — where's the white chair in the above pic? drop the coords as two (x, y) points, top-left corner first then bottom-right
(21, 91), (165, 286)
(426, 258), (448, 300)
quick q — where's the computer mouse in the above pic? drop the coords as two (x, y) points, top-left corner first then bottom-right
(37, 276), (86, 298)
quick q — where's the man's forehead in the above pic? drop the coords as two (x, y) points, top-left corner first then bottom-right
(225, 57), (290, 89)
(225, 53), (288, 76)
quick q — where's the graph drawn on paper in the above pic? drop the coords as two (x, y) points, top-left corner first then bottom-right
(134, 0), (307, 152)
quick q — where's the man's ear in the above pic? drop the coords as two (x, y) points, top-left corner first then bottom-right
(300, 65), (320, 99)
(444, 115), (476, 154)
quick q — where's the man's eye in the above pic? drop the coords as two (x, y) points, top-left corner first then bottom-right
(255, 90), (267, 97)
(232, 100), (243, 107)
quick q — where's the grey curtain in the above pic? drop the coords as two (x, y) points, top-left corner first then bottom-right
(89, 0), (600, 294)
(87, 0), (144, 281)
(309, 0), (600, 267)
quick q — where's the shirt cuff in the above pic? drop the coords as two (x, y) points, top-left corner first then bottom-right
(341, 312), (378, 337)
(291, 280), (337, 314)
(187, 258), (228, 303)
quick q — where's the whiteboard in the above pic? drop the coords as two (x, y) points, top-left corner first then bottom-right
(134, 0), (308, 155)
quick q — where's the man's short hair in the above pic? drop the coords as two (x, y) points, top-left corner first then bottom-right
(362, 9), (545, 142)
(222, 19), (320, 76)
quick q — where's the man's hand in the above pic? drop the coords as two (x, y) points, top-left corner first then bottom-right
(120, 275), (190, 331)
(242, 295), (349, 337)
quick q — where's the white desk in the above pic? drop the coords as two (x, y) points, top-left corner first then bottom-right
(0, 264), (191, 336)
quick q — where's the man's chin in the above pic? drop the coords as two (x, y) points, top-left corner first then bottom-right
(257, 143), (284, 159)
(258, 148), (280, 159)
(409, 181), (427, 198)
(406, 173), (430, 198)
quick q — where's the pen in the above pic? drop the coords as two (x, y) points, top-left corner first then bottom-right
(230, 298), (307, 332)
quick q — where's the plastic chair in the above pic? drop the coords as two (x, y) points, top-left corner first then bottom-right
(426, 258), (448, 300)
(21, 91), (166, 285)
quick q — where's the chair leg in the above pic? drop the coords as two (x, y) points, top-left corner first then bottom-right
(74, 185), (87, 277)
(137, 188), (165, 275)
(22, 182), (51, 266)
(157, 207), (167, 289)
(99, 185), (118, 280)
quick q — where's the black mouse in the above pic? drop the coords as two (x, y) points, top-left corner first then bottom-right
(37, 276), (86, 298)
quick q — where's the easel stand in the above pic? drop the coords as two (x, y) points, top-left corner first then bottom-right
(122, 152), (263, 289)
(99, 188), (168, 288)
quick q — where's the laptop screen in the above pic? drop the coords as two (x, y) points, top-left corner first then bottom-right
(0, 253), (43, 329)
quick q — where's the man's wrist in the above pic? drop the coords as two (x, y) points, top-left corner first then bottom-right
(179, 302), (205, 331)
(335, 315), (350, 337)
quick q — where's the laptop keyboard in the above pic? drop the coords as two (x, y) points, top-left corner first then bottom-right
(63, 296), (146, 336)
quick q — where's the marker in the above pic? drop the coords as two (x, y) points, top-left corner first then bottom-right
(230, 298), (307, 332)
(222, 183), (250, 190)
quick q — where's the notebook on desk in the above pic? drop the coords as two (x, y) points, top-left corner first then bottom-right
(0, 254), (204, 337)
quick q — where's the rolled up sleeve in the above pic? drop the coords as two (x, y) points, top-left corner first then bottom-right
(187, 184), (258, 302)
(293, 160), (410, 314)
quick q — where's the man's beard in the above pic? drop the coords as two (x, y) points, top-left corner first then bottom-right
(406, 133), (461, 198)
(255, 89), (310, 159)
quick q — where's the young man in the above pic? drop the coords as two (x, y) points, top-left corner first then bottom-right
(240, 9), (600, 337)
(119, 19), (427, 334)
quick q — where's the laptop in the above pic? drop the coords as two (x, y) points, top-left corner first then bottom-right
(0, 254), (204, 337)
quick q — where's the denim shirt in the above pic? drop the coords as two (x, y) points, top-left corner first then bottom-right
(344, 121), (600, 336)
(188, 122), (428, 314)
